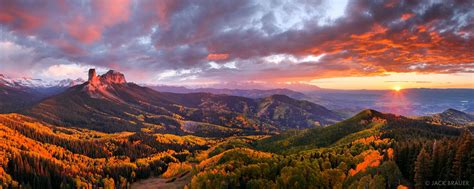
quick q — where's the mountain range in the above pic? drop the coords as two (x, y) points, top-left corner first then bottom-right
(25, 69), (343, 135)
(0, 74), (84, 89)
(2, 72), (472, 117)
(148, 85), (308, 99)
(419, 108), (474, 128)
(2, 69), (472, 134)
(0, 74), (84, 113)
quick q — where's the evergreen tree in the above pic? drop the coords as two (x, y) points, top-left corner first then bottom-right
(451, 131), (472, 180)
(414, 147), (432, 189)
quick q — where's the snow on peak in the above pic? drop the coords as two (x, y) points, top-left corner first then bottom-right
(0, 74), (85, 89)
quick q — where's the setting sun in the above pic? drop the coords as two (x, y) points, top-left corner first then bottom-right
(393, 86), (402, 91)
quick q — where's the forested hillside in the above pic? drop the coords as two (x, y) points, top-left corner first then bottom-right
(187, 110), (473, 188)
(0, 109), (472, 188)
(0, 114), (212, 188)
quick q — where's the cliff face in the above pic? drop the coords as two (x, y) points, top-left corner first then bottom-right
(84, 69), (128, 102)
(87, 69), (126, 86)
(100, 70), (126, 84)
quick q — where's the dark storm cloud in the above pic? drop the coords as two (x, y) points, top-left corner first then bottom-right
(0, 0), (472, 83)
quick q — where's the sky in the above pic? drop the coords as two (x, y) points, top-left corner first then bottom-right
(0, 0), (473, 90)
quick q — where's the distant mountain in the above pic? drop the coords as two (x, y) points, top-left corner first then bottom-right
(420, 108), (474, 127)
(0, 74), (85, 112)
(194, 82), (322, 92)
(149, 85), (307, 99)
(0, 73), (84, 97)
(0, 74), (84, 89)
(26, 69), (342, 135)
(256, 94), (341, 128)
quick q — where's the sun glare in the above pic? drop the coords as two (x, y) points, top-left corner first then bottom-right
(393, 86), (402, 91)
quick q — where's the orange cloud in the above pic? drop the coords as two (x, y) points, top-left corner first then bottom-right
(67, 17), (102, 44)
(305, 22), (474, 75)
(384, 0), (398, 8)
(0, 7), (43, 32)
(152, 0), (182, 29)
(207, 53), (229, 61)
(0, 13), (14, 22)
(93, 0), (131, 27)
(64, 0), (131, 45)
(400, 13), (415, 21)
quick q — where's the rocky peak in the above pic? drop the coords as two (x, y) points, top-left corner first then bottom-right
(88, 69), (100, 85)
(87, 69), (126, 86)
(88, 69), (97, 81)
(84, 69), (127, 102)
(100, 70), (126, 84)
(442, 108), (463, 114)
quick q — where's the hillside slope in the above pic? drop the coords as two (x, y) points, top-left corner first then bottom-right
(0, 113), (214, 188)
(255, 109), (462, 153)
(420, 108), (474, 128)
(185, 110), (472, 188)
(0, 85), (41, 113)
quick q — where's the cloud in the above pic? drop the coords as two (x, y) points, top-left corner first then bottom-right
(92, 0), (131, 27)
(207, 53), (229, 61)
(384, 81), (432, 84)
(36, 63), (109, 80)
(0, 41), (36, 77)
(0, 0), (472, 86)
(66, 17), (102, 44)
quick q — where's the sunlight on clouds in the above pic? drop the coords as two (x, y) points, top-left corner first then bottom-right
(0, 41), (37, 77)
(264, 54), (325, 64)
(264, 54), (293, 64)
(207, 53), (229, 61)
(37, 63), (109, 80)
(209, 62), (221, 69)
(264, 0), (348, 31)
(150, 69), (219, 87)
(0, 41), (35, 61)
(156, 70), (178, 80)
(0, 41), (18, 52)
(137, 35), (152, 45)
(301, 54), (326, 62)
(224, 61), (237, 69)
(155, 69), (200, 81)
(208, 61), (237, 69)
(320, 0), (349, 24)
(0, 1), (471, 89)
(310, 72), (474, 90)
